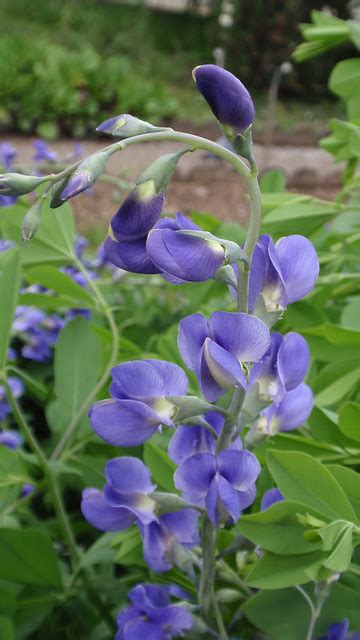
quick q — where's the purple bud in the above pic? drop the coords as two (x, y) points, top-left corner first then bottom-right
(60, 169), (91, 200)
(0, 430), (22, 449)
(21, 483), (35, 498)
(97, 114), (170, 138)
(193, 64), (255, 131)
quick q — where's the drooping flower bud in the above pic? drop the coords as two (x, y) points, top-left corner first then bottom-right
(0, 173), (47, 197)
(96, 113), (171, 138)
(193, 64), (255, 131)
(137, 148), (189, 195)
(22, 200), (42, 241)
(60, 149), (112, 201)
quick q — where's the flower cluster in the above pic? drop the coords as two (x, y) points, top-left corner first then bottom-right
(54, 64), (319, 636)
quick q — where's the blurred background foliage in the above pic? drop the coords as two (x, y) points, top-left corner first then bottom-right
(0, 0), (355, 138)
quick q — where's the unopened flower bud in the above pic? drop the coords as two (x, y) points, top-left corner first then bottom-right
(137, 148), (190, 195)
(60, 149), (112, 201)
(0, 173), (46, 197)
(96, 113), (171, 138)
(22, 201), (42, 241)
(193, 64), (255, 131)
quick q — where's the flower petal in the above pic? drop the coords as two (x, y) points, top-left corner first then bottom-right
(141, 521), (171, 572)
(178, 314), (208, 371)
(81, 489), (135, 532)
(110, 361), (165, 400)
(103, 236), (160, 274)
(105, 457), (155, 495)
(218, 449), (261, 491)
(90, 399), (160, 446)
(277, 332), (310, 391)
(210, 311), (271, 362)
(276, 235), (319, 304)
(174, 453), (216, 502)
(273, 383), (314, 432)
(168, 425), (215, 464)
(198, 348), (224, 402)
(217, 476), (241, 523)
(111, 189), (164, 241)
(204, 338), (247, 390)
(143, 359), (188, 396)
(261, 488), (284, 511)
(146, 229), (224, 282)
(123, 620), (165, 640)
(160, 509), (200, 547)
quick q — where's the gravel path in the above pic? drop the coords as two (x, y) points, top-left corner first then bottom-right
(1, 133), (341, 229)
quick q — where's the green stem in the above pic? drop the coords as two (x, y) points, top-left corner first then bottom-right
(51, 257), (119, 460)
(199, 519), (217, 621)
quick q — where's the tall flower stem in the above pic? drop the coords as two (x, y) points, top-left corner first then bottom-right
(51, 256), (119, 460)
(1, 373), (116, 633)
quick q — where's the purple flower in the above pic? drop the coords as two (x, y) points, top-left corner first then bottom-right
(256, 383), (314, 435)
(61, 170), (92, 201)
(260, 488), (284, 511)
(21, 482), (35, 498)
(0, 195), (17, 207)
(0, 143), (17, 171)
(0, 377), (23, 421)
(250, 331), (310, 403)
(81, 457), (157, 531)
(0, 430), (22, 449)
(104, 234), (161, 275)
(0, 240), (15, 252)
(242, 234), (319, 312)
(116, 584), (192, 640)
(193, 64), (255, 131)
(139, 509), (200, 573)
(14, 307), (64, 363)
(146, 213), (225, 283)
(178, 311), (270, 402)
(90, 359), (188, 446)
(32, 140), (58, 164)
(110, 184), (164, 242)
(168, 411), (224, 464)
(174, 448), (260, 524)
(319, 620), (349, 640)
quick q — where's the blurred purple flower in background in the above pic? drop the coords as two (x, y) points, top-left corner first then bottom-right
(32, 139), (58, 164)
(0, 430), (22, 449)
(0, 377), (23, 421)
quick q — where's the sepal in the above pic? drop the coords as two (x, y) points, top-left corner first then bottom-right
(178, 229), (247, 265)
(167, 395), (227, 421)
(137, 148), (190, 195)
(0, 173), (47, 196)
(97, 113), (172, 138)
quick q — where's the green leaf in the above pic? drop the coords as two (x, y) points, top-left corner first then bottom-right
(0, 617), (14, 640)
(25, 265), (95, 307)
(243, 588), (309, 640)
(143, 439), (177, 492)
(341, 297), (360, 331)
(112, 527), (145, 567)
(312, 359), (360, 407)
(48, 316), (102, 434)
(256, 433), (339, 463)
(246, 550), (328, 589)
(0, 448), (27, 510)
(329, 58), (360, 100)
(19, 292), (96, 311)
(260, 169), (286, 193)
(237, 500), (323, 555)
(0, 248), (21, 370)
(0, 528), (62, 588)
(267, 450), (358, 522)
(339, 402), (360, 442)
(0, 201), (75, 265)
(262, 200), (336, 236)
(322, 525), (353, 572)
(328, 465), (360, 521)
